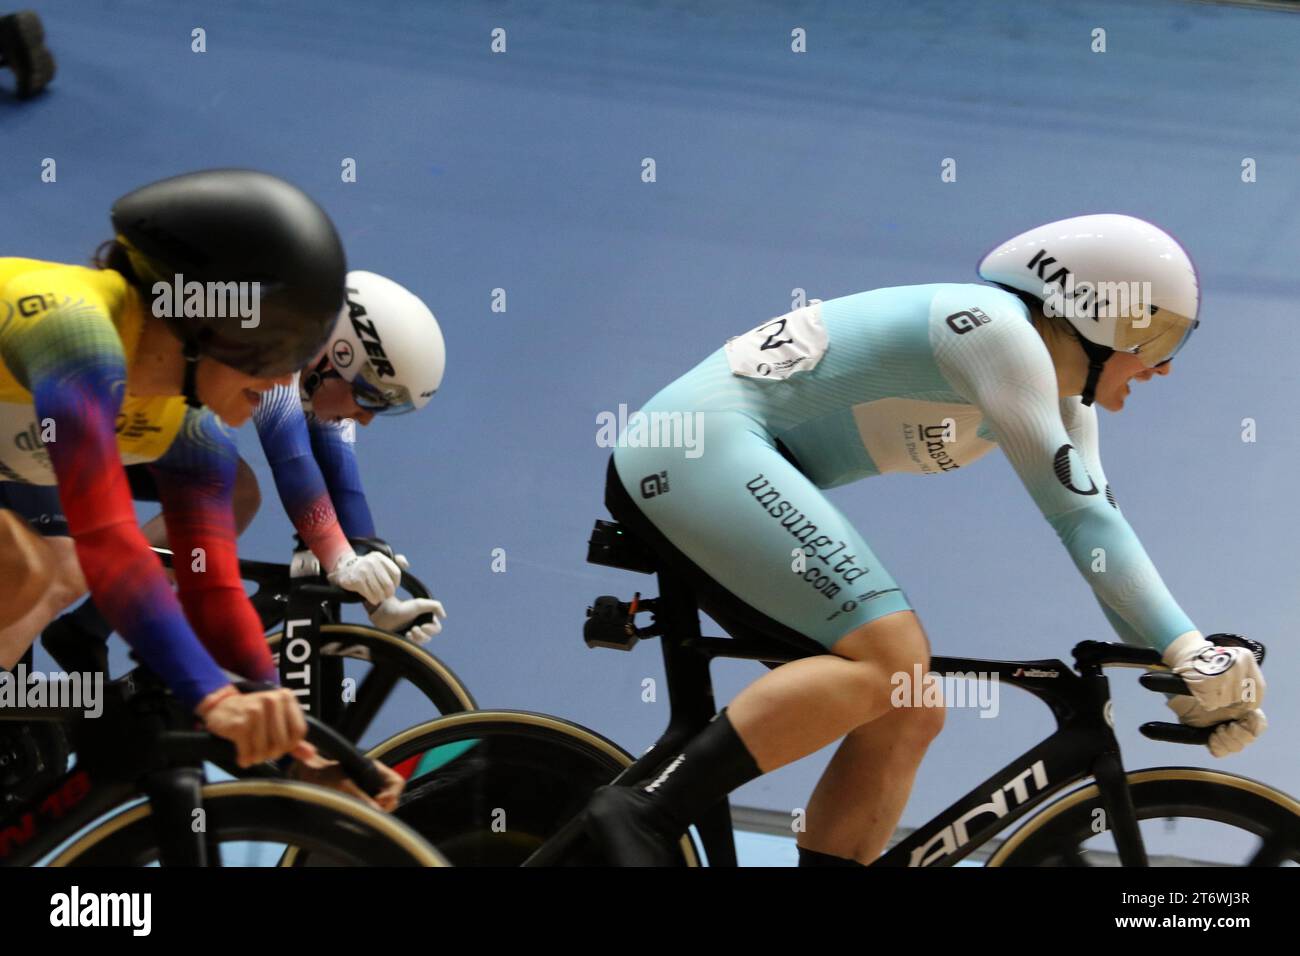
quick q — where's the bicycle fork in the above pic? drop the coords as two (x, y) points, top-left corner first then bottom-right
(1079, 665), (1150, 867)
(1089, 752), (1149, 866)
(141, 767), (220, 867)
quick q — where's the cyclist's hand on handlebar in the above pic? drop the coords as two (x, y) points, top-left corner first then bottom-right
(368, 595), (446, 644)
(1166, 697), (1268, 758)
(1164, 634), (1265, 712)
(368, 545), (443, 641)
(328, 549), (401, 604)
(290, 754), (406, 812)
(290, 548), (322, 579)
(196, 686), (317, 768)
(363, 537), (407, 571)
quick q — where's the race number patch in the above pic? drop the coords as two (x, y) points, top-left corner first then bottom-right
(724, 303), (828, 381)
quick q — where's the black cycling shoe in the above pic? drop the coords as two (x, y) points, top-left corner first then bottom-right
(583, 786), (685, 867)
(0, 10), (56, 100)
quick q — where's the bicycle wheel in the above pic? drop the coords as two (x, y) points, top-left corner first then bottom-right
(989, 767), (1300, 866)
(288, 711), (700, 866)
(47, 780), (449, 866)
(266, 624), (475, 743)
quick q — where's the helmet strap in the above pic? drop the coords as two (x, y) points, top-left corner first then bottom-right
(300, 356), (338, 401)
(181, 341), (203, 409)
(1077, 337), (1113, 407)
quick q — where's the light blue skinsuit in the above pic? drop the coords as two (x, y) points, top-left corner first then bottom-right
(612, 284), (1194, 651)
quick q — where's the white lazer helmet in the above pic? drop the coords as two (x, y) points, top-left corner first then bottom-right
(322, 270), (446, 415)
(978, 214), (1199, 405)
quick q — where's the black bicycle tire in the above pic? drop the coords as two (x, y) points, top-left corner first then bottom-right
(286, 710), (701, 867)
(989, 767), (1300, 866)
(47, 780), (449, 866)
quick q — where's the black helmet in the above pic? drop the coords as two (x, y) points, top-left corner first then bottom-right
(110, 168), (346, 379)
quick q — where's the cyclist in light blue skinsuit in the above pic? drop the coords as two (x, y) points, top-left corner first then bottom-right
(587, 215), (1268, 867)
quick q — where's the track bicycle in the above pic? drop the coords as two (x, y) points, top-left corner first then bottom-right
(43, 539), (476, 749)
(364, 516), (1300, 867)
(0, 669), (448, 866)
(242, 539), (476, 743)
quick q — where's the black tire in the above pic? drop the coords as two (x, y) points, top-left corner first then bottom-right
(332, 711), (698, 866)
(48, 780), (449, 866)
(266, 624), (475, 742)
(990, 767), (1300, 866)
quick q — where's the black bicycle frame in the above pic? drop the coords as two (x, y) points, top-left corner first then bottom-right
(156, 546), (406, 743)
(278, 583), (332, 723)
(0, 691), (230, 867)
(548, 519), (1164, 868)
(235, 547), (424, 743)
(276, 581), (405, 740)
(0, 759), (140, 867)
(598, 607), (1149, 866)
(1, 669), (389, 867)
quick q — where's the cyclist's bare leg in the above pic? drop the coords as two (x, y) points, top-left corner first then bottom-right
(723, 610), (938, 862)
(799, 688), (945, 862)
(727, 610), (931, 768)
(0, 524), (83, 668)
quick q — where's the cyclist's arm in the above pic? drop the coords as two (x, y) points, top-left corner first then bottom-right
(251, 380), (351, 570)
(1, 281), (229, 709)
(148, 408), (278, 685)
(307, 416), (377, 538)
(933, 291), (1197, 653)
(1057, 396), (1147, 647)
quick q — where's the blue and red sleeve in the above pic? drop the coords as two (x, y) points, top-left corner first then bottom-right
(251, 382), (351, 569)
(147, 409), (279, 686)
(18, 305), (230, 708)
(308, 417), (376, 539)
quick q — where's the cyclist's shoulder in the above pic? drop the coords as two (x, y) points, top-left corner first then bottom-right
(924, 283), (1041, 353)
(820, 282), (1027, 322)
(0, 259), (130, 345)
(924, 281), (1032, 321)
(0, 258), (124, 302)
(148, 403), (235, 471)
(251, 376), (309, 432)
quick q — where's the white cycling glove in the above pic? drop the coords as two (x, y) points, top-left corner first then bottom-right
(368, 595), (446, 645)
(1166, 697), (1268, 758)
(290, 548), (322, 579)
(327, 549), (401, 605)
(1163, 633), (1265, 714)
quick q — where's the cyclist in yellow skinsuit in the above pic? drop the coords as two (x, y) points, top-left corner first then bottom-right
(0, 170), (400, 801)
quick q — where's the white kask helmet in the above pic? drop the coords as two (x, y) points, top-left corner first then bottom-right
(978, 213), (1199, 405)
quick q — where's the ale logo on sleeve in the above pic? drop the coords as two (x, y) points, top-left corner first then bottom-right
(945, 307), (992, 335)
